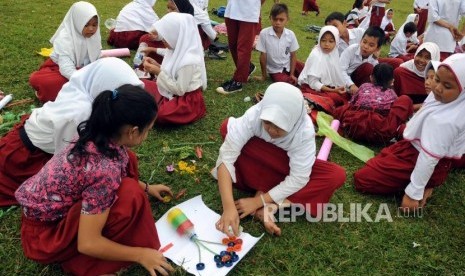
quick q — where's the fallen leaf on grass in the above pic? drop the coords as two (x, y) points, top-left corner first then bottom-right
(175, 188), (187, 199)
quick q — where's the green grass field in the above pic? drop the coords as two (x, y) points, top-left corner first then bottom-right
(0, 0), (464, 275)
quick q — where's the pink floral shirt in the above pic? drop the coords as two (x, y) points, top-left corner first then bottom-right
(15, 141), (129, 222)
(350, 82), (398, 111)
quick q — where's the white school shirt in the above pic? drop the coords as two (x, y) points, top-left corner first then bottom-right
(224, 0), (261, 23)
(157, 64), (204, 99)
(340, 44), (378, 87)
(414, 0), (429, 9)
(424, 0), (465, 53)
(191, 2), (217, 40)
(255, 27), (299, 74)
(389, 32), (408, 57)
(191, 0), (208, 10)
(338, 28), (365, 55)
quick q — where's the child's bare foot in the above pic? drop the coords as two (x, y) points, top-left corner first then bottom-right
(254, 206), (281, 236)
(419, 188), (433, 208)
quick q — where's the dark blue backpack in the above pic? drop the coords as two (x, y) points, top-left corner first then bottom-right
(216, 6), (226, 18)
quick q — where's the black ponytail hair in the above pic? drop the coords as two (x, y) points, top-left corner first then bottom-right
(372, 63), (394, 91)
(68, 84), (157, 162)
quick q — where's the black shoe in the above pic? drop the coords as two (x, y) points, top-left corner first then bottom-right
(206, 50), (226, 60)
(216, 80), (243, 94)
(248, 63), (256, 80)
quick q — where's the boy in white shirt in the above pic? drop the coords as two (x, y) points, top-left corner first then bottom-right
(340, 26), (385, 94)
(254, 4), (303, 85)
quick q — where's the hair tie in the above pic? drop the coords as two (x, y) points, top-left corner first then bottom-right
(111, 89), (118, 100)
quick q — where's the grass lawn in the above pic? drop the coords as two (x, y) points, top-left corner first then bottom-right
(0, 0), (464, 275)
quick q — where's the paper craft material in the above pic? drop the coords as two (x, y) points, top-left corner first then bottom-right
(156, 195), (263, 276)
(0, 94), (13, 110)
(317, 119), (340, 161)
(100, 48), (130, 58)
(37, 48), (53, 57)
(316, 112), (374, 162)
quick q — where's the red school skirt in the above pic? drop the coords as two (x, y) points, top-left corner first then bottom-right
(144, 81), (206, 126)
(0, 115), (52, 207)
(107, 29), (147, 50)
(29, 58), (69, 103)
(354, 139), (452, 195)
(220, 119), (346, 217)
(333, 95), (413, 145)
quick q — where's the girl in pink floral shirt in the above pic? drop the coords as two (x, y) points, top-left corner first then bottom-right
(15, 86), (174, 276)
(350, 63), (398, 112)
(334, 62), (414, 144)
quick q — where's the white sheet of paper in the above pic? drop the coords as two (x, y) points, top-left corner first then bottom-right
(156, 195), (263, 276)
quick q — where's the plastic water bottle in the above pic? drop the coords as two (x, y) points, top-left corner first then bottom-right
(104, 18), (116, 30)
(133, 42), (148, 68)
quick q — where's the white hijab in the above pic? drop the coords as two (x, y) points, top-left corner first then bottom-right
(24, 58), (143, 154)
(400, 42), (440, 77)
(50, 1), (101, 66)
(404, 53), (465, 159)
(380, 9), (394, 30)
(223, 82), (313, 162)
(153, 13), (207, 94)
(114, 0), (159, 32)
(298, 26), (345, 88)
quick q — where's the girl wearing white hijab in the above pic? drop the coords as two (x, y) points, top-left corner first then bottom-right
(380, 8), (396, 41)
(29, 1), (101, 103)
(213, 82), (346, 236)
(108, 0), (159, 50)
(394, 42), (440, 105)
(355, 54), (465, 210)
(299, 26), (348, 108)
(0, 58), (143, 207)
(143, 12), (207, 125)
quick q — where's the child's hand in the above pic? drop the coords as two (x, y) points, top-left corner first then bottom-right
(148, 184), (173, 201)
(141, 47), (157, 55)
(349, 84), (358, 94)
(143, 57), (161, 75)
(253, 75), (266, 82)
(400, 194), (420, 211)
(290, 75), (298, 85)
(138, 248), (174, 276)
(235, 196), (262, 219)
(335, 86), (346, 94)
(216, 207), (240, 237)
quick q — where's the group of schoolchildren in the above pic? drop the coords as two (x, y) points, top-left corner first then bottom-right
(1, 0), (465, 275)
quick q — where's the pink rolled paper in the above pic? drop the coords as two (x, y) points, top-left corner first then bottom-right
(316, 119), (340, 161)
(101, 48), (130, 58)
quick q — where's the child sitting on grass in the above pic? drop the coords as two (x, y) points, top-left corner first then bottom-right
(354, 54), (465, 211)
(213, 82), (346, 236)
(334, 63), (413, 145)
(15, 86), (174, 275)
(254, 3), (303, 85)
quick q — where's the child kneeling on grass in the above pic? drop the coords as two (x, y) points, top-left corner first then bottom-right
(212, 82), (346, 236)
(15, 87), (174, 276)
(354, 54), (465, 211)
